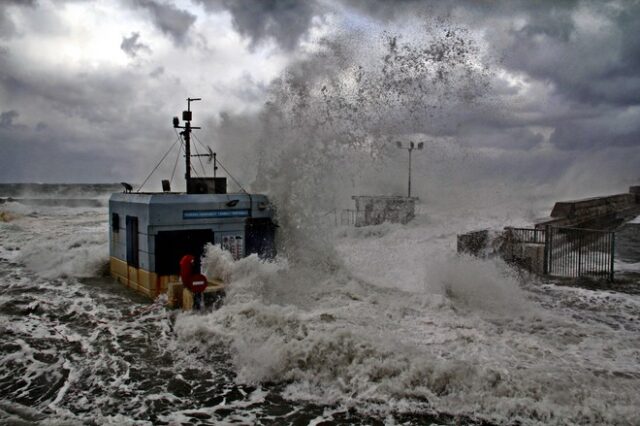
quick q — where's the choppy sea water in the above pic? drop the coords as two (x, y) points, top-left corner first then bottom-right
(1, 184), (640, 425)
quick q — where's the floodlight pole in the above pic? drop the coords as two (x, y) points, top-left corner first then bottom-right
(408, 147), (412, 198)
(396, 141), (423, 198)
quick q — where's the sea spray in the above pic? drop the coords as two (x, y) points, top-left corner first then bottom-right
(428, 254), (537, 318)
(208, 24), (492, 266)
(177, 237), (640, 424)
(1, 184), (640, 423)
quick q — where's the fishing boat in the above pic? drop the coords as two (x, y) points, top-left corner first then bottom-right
(109, 98), (276, 305)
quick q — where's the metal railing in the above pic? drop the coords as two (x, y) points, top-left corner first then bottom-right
(339, 209), (356, 226)
(546, 226), (615, 281)
(505, 227), (546, 244)
(504, 226), (615, 281)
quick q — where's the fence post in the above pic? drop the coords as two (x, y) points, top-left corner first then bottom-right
(577, 232), (583, 277)
(610, 232), (615, 282)
(543, 226), (550, 275)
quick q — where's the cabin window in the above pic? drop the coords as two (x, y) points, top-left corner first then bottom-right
(112, 213), (120, 233)
(245, 218), (276, 259)
(126, 216), (139, 268)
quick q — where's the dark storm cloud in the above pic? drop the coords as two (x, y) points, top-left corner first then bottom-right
(198, 0), (640, 107)
(486, 2), (640, 108)
(194, 0), (317, 50)
(550, 113), (640, 150)
(0, 110), (20, 129)
(457, 125), (545, 151)
(0, 47), (189, 182)
(194, 0), (639, 206)
(0, 61), (131, 123)
(120, 32), (151, 57)
(0, 0), (36, 39)
(337, 0), (640, 107)
(1, 0), (639, 189)
(132, 0), (196, 43)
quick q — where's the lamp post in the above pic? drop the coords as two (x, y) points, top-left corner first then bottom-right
(396, 141), (424, 198)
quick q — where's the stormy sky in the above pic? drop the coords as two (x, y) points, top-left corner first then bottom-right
(0, 0), (638, 201)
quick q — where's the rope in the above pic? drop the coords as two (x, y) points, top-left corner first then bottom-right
(217, 161), (248, 194)
(192, 142), (208, 176)
(189, 158), (200, 177)
(136, 136), (180, 192)
(192, 133), (248, 194)
(170, 139), (182, 185)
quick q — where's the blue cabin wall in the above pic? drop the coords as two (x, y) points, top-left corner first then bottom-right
(109, 192), (275, 275)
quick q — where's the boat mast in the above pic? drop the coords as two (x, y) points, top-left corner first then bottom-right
(173, 97), (201, 185)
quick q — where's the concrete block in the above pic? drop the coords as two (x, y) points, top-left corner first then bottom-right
(457, 230), (489, 256)
(522, 243), (545, 275)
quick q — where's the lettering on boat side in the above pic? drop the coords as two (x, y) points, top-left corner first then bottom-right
(183, 209), (250, 219)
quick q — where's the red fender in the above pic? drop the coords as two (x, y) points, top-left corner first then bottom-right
(179, 254), (195, 290)
(179, 255), (208, 293)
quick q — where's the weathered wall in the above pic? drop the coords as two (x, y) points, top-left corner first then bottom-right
(352, 196), (417, 227)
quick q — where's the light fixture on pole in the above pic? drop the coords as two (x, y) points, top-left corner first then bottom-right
(396, 141), (424, 198)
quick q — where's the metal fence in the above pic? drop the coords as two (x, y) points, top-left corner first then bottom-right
(505, 227), (546, 244)
(339, 209), (356, 226)
(504, 226), (615, 281)
(546, 226), (615, 281)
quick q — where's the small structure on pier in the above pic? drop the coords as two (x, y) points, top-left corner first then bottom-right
(351, 195), (417, 227)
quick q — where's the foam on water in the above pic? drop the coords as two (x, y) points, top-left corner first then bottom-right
(2, 20), (640, 424)
(172, 215), (640, 424)
(2, 188), (640, 424)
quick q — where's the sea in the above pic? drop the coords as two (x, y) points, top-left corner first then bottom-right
(1, 183), (640, 425)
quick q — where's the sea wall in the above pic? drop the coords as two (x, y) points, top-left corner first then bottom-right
(535, 186), (640, 230)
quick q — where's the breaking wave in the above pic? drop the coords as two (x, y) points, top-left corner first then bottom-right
(174, 235), (640, 425)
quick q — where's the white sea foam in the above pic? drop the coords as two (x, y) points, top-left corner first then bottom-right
(16, 232), (108, 279)
(1, 19), (639, 423)
(173, 211), (640, 424)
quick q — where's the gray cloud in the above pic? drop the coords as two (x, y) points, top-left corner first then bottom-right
(550, 110), (640, 151)
(1, 0), (639, 196)
(195, 0), (317, 50)
(0, 0), (36, 39)
(120, 32), (151, 57)
(132, 0), (196, 43)
(197, 1), (640, 212)
(486, 2), (640, 108)
(0, 110), (19, 129)
(0, 46), (193, 183)
(149, 66), (164, 78)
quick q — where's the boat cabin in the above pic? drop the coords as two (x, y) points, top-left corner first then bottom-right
(109, 98), (276, 299)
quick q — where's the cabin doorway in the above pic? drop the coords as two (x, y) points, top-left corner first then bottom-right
(155, 229), (214, 275)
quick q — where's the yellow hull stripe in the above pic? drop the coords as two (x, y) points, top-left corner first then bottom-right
(110, 257), (179, 299)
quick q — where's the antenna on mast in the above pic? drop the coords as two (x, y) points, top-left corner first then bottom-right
(173, 97), (201, 185)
